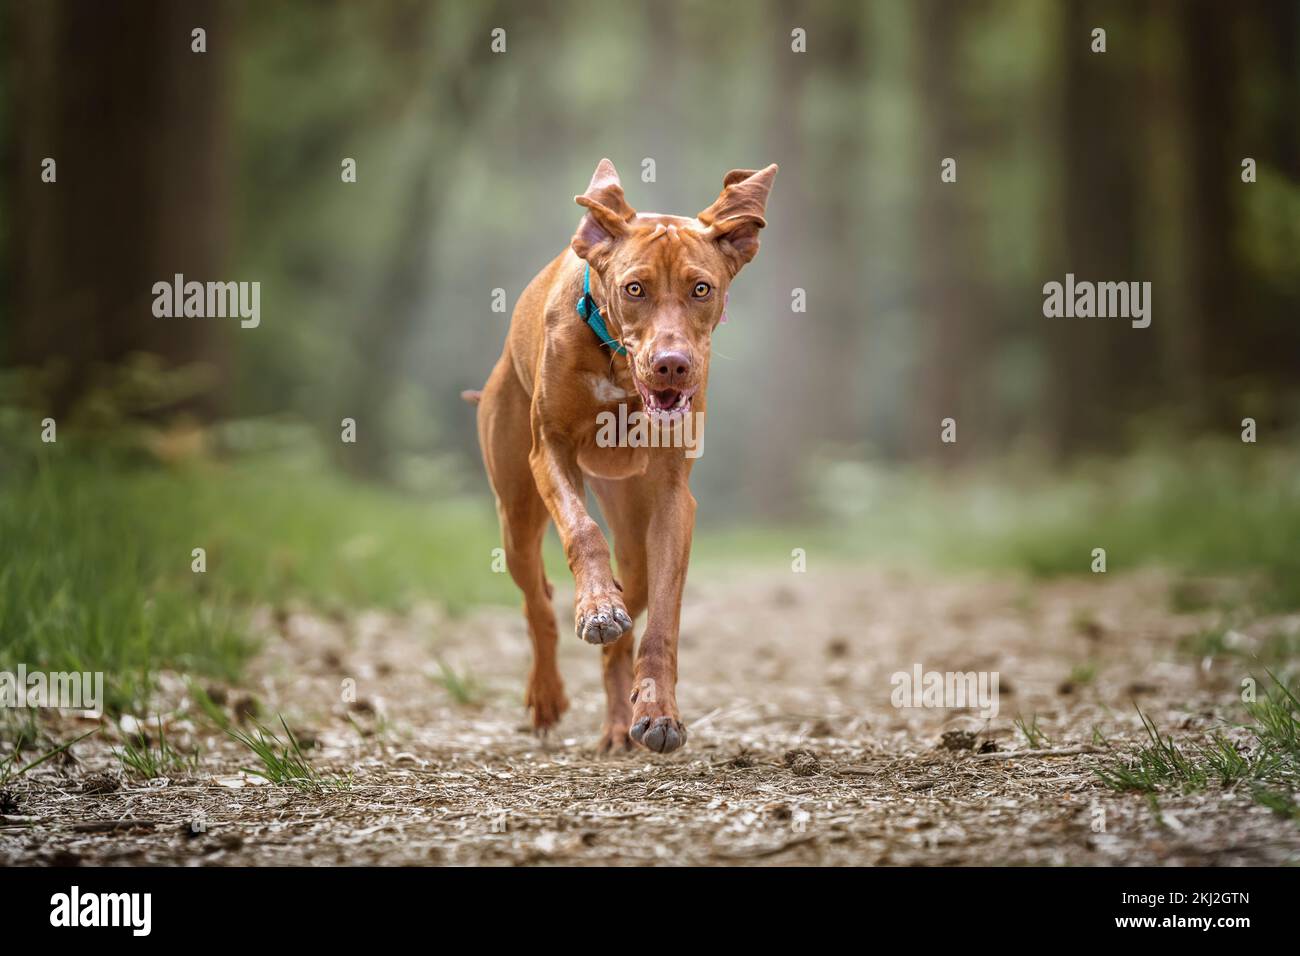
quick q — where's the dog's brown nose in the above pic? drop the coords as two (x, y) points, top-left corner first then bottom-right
(651, 350), (692, 387)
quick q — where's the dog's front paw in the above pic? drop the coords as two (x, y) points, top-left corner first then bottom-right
(630, 715), (687, 754)
(628, 674), (686, 753)
(574, 588), (633, 645)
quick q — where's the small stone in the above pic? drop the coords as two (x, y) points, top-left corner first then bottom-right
(80, 773), (121, 795)
(939, 730), (977, 751)
(783, 749), (821, 777)
(728, 749), (757, 769)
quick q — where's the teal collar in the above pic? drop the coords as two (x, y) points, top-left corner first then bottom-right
(576, 265), (627, 355)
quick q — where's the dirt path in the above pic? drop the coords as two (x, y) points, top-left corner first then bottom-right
(4, 566), (1298, 865)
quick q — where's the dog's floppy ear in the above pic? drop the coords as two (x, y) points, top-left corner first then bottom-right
(697, 164), (778, 273)
(572, 158), (637, 267)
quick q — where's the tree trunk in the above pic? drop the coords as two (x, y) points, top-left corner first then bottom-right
(912, 0), (971, 462)
(1046, 0), (1140, 455)
(8, 0), (231, 419)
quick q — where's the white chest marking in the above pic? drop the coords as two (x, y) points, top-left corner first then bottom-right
(587, 375), (628, 403)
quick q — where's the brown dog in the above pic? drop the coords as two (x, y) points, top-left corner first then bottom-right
(465, 158), (777, 753)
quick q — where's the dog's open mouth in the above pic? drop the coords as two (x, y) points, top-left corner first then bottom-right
(634, 380), (697, 420)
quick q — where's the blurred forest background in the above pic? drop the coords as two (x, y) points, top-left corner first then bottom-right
(1, 0), (1299, 706)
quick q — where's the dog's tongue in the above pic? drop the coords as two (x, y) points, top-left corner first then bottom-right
(653, 389), (679, 409)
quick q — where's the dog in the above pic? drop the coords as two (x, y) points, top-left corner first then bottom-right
(464, 158), (777, 754)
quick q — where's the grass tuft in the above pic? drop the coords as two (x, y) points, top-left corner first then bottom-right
(227, 715), (352, 792)
(1096, 674), (1300, 813)
(0, 728), (98, 788)
(432, 657), (483, 707)
(1095, 708), (1206, 793)
(1013, 713), (1052, 749)
(115, 717), (198, 780)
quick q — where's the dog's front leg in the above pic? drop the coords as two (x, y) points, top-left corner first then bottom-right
(629, 475), (694, 754)
(528, 427), (632, 645)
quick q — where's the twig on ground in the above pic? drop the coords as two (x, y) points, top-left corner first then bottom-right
(971, 745), (1104, 761)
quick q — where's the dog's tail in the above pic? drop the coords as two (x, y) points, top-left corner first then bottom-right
(460, 388), (483, 405)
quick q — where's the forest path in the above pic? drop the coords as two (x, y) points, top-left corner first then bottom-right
(5, 566), (1297, 865)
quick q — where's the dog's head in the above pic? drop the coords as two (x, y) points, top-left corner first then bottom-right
(571, 158), (777, 421)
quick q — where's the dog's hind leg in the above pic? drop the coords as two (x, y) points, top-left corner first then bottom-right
(477, 359), (568, 734)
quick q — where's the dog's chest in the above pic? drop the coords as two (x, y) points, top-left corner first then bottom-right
(576, 373), (650, 479)
(577, 442), (649, 480)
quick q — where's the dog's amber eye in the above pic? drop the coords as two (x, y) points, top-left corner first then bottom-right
(625, 282), (644, 298)
(692, 282), (711, 298)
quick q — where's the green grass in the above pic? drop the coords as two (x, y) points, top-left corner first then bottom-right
(1251, 787), (1300, 820)
(1247, 672), (1300, 761)
(1095, 708), (1211, 792)
(0, 710), (42, 755)
(1013, 713), (1053, 749)
(227, 716), (352, 792)
(0, 728), (98, 788)
(432, 657), (484, 707)
(815, 440), (1300, 609)
(1179, 627), (1300, 675)
(4, 416), (1298, 717)
(1067, 662), (1097, 686)
(115, 717), (199, 780)
(1096, 675), (1300, 816)
(0, 439), (519, 712)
